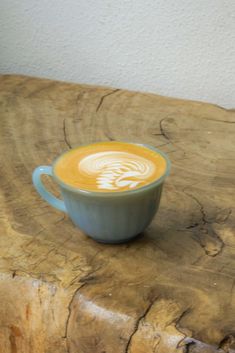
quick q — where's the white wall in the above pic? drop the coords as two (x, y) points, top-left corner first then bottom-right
(0, 0), (234, 108)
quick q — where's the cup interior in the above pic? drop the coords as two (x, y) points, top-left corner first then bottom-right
(52, 141), (171, 197)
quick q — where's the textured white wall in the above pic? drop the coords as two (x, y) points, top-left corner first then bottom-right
(0, 0), (234, 107)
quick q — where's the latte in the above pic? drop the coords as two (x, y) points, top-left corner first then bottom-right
(54, 142), (167, 192)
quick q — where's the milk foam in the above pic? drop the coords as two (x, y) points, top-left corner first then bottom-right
(78, 151), (156, 190)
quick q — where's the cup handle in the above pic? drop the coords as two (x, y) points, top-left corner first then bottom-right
(32, 166), (67, 213)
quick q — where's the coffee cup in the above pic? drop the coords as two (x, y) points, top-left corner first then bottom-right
(32, 141), (170, 243)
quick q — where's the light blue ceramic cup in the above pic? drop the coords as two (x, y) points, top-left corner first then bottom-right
(32, 143), (170, 243)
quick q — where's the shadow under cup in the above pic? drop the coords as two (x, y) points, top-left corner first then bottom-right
(32, 143), (171, 243)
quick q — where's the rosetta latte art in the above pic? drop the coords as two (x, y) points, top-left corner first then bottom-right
(78, 151), (156, 190)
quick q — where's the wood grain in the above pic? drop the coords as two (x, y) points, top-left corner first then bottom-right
(0, 75), (234, 353)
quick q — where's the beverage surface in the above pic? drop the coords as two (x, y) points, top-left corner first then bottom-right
(54, 142), (167, 192)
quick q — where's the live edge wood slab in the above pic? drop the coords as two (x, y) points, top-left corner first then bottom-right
(0, 75), (234, 353)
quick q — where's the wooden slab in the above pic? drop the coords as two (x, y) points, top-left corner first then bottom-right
(0, 75), (234, 353)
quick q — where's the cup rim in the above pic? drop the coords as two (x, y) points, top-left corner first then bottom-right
(52, 141), (171, 197)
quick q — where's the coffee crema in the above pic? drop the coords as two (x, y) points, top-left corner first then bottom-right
(54, 142), (167, 192)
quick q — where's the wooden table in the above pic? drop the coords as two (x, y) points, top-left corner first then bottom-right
(0, 75), (235, 353)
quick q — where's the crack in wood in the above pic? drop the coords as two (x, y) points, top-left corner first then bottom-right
(159, 117), (171, 142)
(125, 305), (192, 353)
(62, 282), (87, 353)
(124, 296), (159, 353)
(104, 131), (115, 141)
(103, 114), (116, 141)
(95, 88), (120, 140)
(30, 248), (57, 269)
(96, 89), (120, 112)
(75, 265), (102, 286)
(62, 260), (105, 350)
(186, 222), (199, 229)
(201, 225), (225, 257)
(79, 274), (97, 283)
(184, 341), (196, 353)
(158, 117), (187, 158)
(54, 214), (66, 225)
(183, 191), (208, 225)
(215, 209), (232, 224)
(63, 118), (72, 149)
(74, 91), (85, 124)
(175, 308), (191, 330)
(173, 308), (193, 351)
(183, 190), (225, 257)
(218, 333), (235, 352)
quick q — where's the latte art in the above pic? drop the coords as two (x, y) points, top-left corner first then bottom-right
(78, 151), (155, 190)
(54, 141), (167, 192)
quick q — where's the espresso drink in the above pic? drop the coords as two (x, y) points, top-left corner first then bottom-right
(54, 142), (167, 192)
